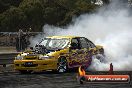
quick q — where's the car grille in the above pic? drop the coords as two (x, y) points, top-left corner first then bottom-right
(22, 62), (38, 67)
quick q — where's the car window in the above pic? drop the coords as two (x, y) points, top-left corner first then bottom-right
(87, 40), (95, 48)
(83, 38), (96, 48)
(88, 41), (95, 48)
(71, 38), (80, 49)
(79, 37), (89, 49)
(48, 39), (69, 49)
(39, 38), (70, 49)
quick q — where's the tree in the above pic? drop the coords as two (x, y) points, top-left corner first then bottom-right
(0, 0), (100, 32)
(19, 0), (44, 31)
(102, 0), (110, 5)
(0, 7), (26, 32)
(0, 0), (23, 13)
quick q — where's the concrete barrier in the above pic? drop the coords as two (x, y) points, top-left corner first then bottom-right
(0, 52), (19, 67)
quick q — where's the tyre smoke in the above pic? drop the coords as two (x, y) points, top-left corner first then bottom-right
(30, 1), (132, 71)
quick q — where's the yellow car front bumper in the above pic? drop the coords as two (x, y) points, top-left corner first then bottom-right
(14, 59), (58, 71)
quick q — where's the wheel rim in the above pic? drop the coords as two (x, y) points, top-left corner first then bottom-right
(57, 58), (67, 73)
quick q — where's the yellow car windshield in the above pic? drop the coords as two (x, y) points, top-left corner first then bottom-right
(39, 38), (70, 49)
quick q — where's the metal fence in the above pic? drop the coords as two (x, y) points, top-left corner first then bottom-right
(0, 33), (16, 46)
(0, 52), (19, 67)
(0, 32), (43, 46)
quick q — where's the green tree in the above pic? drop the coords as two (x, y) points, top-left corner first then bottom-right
(0, 7), (26, 32)
(0, 0), (23, 13)
(19, 0), (44, 31)
(102, 0), (110, 5)
(0, 0), (101, 32)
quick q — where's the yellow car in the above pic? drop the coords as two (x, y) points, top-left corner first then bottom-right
(14, 36), (104, 73)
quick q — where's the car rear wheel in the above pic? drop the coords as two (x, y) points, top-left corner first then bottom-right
(57, 57), (67, 73)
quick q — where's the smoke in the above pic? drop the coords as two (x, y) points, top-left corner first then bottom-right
(29, 34), (45, 47)
(90, 31), (132, 71)
(30, 1), (132, 71)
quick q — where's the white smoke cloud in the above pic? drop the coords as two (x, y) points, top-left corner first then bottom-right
(90, 31), (132, 71)
(30, 1), (132, 71)
(29, 34), (44, 47)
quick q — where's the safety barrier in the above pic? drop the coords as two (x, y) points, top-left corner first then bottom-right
(0, 52), (19, 67)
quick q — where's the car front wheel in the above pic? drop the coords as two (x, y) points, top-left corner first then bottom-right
(57, 57), (67, 73)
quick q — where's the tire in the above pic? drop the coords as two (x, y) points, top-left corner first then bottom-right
(19, 70), (32, 74)
(57, 57), (67, 73)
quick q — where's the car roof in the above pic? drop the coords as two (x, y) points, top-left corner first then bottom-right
(46, 36), (80, 39)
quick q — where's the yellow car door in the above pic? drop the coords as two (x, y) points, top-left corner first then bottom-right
(78, 37), (92, 68)
(68, 38), (82, 68)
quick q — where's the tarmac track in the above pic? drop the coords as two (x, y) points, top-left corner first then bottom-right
(0, 71), (132, 88)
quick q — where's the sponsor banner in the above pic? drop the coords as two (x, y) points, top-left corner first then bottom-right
(84, 75), (130, 83)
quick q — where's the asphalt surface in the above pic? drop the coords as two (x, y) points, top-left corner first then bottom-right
(0, 71), (131, 88)
(0, 49), (131, 88)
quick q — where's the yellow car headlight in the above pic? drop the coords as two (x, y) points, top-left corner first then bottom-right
(15, 55), (24, 60)
(15, 53), (28, 60)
